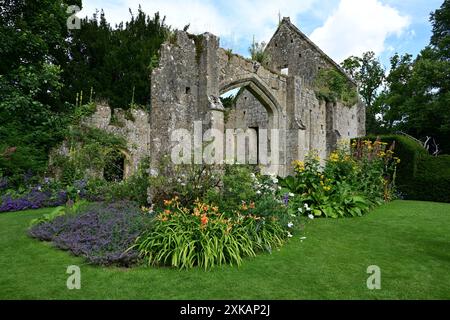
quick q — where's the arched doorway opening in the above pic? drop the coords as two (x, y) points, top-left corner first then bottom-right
(219, 77), (284, 174)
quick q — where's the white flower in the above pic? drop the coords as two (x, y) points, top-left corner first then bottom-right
(289, 193), (295, 197)
(278, 186), (282, 190)
(308, 214), (314, 220)
(256, 190), (262, 195)
(304, 203), (311, 211)
(287, 232), (293, 238)
(298, 208), (303, 213)
(149, 169), (158, 177)
(77, 189), (81, 194)
(287, 222), (294, 228)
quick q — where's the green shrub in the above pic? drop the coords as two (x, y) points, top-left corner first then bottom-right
(148, 159), (222, 209)
(50, 125), (127, 185)
(204, 165), (257, 214)
(403, 155), (450, 203)
(245, 195), (291, 226)
(357, 135), (449, 203)
(279, 140), (399, 218)
(30, 206), (66, 227)
(358, 134), (428, 191)
(29, 199), (89, 227)
(85, 159), (151, 206)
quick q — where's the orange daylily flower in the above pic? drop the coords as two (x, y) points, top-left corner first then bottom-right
(201, 214), (209, 226)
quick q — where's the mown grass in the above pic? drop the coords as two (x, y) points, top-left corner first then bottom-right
(0, 200), (449, 299)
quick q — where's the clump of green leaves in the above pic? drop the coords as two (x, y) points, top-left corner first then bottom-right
(314, 68), (358, 107)
(204, 165), (257, 214)
(50, 126), (127, 185)
(187, 34), (205, 64)
(249, 41), (271, 65)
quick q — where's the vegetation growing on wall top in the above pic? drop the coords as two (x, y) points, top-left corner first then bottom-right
(314, 68), (358, 107)
(50, 126), (127, 185)
(187, 34), (205, 64)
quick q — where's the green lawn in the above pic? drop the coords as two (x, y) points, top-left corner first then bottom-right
(0, 200), (449, 300)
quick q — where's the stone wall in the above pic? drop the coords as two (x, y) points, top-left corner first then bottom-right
(82, 103), (151, 178)
(55, 17), (365, 180)
(225, 89), (269, 130)
(265, 17), (354, 87)
(149, 31), (201, 165)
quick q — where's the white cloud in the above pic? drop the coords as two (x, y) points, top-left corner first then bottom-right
(309, 0), (411, 62)
(79, 0), (317, 50)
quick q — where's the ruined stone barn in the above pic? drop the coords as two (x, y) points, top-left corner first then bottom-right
(79, 17), (365, 179)
(150, 17), (365, 175)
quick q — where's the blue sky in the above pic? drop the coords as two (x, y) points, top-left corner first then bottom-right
(79, 0), (443, 68)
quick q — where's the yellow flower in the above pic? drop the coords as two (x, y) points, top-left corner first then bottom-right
(323, 185), (332, 192)
(329, 152), (339, 162)
(394, 157), (401, 164)
(293, 160), (305, 172)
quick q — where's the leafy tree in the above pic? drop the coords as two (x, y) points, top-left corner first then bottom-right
(63, 7), (170, 110)
(0, 1), (171, 185)
(0, 0), (79, 180)
(376, 53), (414, 131)
(377, 0), (450, 153)
(341, 52), (385, 133)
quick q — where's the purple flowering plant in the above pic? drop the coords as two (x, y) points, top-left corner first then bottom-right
(0, 177), (90, 213)
(28, 201), (152, 266)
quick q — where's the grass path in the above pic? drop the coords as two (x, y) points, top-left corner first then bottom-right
(0, 200), (449, 299)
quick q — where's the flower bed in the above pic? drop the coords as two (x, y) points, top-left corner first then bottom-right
(133, 198), (290, 269)
(279, 138), (399, 218)
(0, 188), (67, 212)
(29, 201), (152, 266)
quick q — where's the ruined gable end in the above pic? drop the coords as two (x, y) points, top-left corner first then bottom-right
(265, 17), (355, 87)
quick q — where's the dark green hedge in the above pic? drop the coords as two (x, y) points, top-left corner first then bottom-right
(404, 155), (450, 203)
(355, 135), (450, 203)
